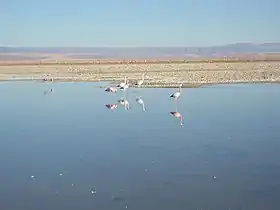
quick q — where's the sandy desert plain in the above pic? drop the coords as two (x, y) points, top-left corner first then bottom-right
(1, 51), (280, 87)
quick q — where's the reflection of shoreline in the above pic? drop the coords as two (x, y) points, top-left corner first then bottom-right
(0, 61), (279, 87)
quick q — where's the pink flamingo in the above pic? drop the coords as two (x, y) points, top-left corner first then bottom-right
(105, 86), (117, 93)
(120, 79), (129, 90)
(105, 104), (118, 111)
(135, 73), (145, 87)
(117, 76), (127, 88)
(170, 84), (183, 100)
(169, 111), (183, 126)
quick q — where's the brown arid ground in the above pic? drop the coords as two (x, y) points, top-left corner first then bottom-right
(1, 53), (280, 87)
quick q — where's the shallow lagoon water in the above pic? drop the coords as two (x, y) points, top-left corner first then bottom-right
(0, 82), (280, 210)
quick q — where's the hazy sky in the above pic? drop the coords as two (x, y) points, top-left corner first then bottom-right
(1, 0), (279, 47)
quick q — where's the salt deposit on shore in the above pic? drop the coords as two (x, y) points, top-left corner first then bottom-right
(0, 61), (279, 87)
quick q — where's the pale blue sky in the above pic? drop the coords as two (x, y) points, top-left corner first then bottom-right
(1, 0), (279, 47)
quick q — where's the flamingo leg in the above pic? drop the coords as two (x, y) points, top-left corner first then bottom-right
(123, 89), (127, 99)
(175, 100), (178, 112)
(142, 104), (145, 111)
(180, 118), (183, 126)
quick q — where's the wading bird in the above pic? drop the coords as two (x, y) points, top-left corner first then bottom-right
(117, 76), (127, 88)
(105, 86), (117, 93)
(135, 73), (145, 87)
(120, 79), (129, 90)
(42, 74), (54, 82)
(170, 84), (183, 100)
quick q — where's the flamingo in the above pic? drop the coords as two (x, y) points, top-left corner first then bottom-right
(170, 84), (183, 100)
(105, 86), (117, 93)
(42, 74), (54, 82)
(120, 79), (129, 90)
(42, 77), (48, 82)
(135, 73), (145, 87)
(169, 111), (183, 126)
(117, 76), (127, 88)
(117, 98), (129, 110)
(136, 97), (146, 111)
(105, 104), (118, 111)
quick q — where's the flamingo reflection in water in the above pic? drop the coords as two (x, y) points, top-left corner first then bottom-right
(44, 88), (53, 95)
(136, 96), (146, 111)
(117, 89), (130, 110)
(169, 111), (183, 126)
(105, 104), (118, 111)
(117, 98), (129, 110)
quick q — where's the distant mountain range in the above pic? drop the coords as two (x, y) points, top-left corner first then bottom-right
(1, 43), (280, 60)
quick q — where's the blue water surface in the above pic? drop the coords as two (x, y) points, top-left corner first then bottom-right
(0, 81), (280, 210)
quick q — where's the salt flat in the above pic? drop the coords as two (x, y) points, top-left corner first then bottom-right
(0, 61), (280, 87)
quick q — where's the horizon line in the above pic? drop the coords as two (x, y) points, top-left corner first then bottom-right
(1, 42), (280, 48)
